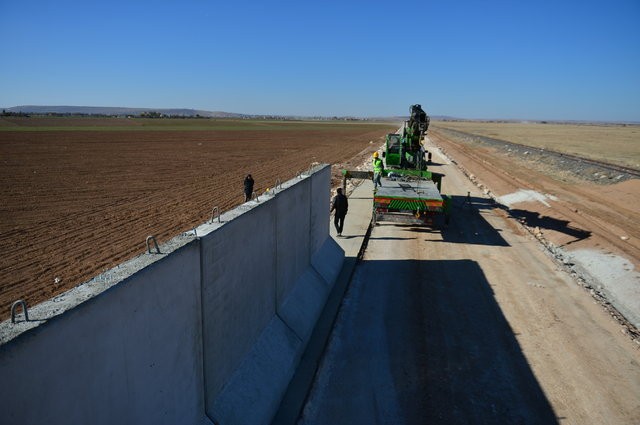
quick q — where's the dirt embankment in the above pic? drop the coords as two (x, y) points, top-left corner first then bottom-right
(0, 123), (397, 318)
(428, 128), (640, 334)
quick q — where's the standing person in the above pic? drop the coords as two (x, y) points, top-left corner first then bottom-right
(372, 151), (384, 189)
(330, 187), (348, 236)
(244, 174), (254, 202)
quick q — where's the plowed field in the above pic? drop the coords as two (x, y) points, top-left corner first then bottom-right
(0, 117), (398, 318)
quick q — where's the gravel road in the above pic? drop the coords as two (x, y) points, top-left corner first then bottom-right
(298, 144), (640, 424)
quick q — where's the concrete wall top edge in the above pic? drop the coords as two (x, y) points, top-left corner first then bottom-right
(195, 164), (329, 238)
(0, 235), (199, 346)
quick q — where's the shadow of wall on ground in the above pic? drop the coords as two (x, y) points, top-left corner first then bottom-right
(305, 258), (559, 424)
(401, 258), (558, 423)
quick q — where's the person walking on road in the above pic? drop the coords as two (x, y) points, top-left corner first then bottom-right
(330, 187), (348, 236)
(244, 174), (254, 202)
(372, 151), (384, 190)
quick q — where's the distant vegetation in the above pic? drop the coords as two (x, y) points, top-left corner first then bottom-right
(1, 105), (401, 122)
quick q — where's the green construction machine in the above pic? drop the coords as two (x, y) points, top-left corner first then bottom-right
(343, 104), (451, 226)
(376, 104), (450, 226)
(384, 104), (432, 171)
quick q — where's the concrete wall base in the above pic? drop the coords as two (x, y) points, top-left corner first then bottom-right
(311, 237), (345, 290)
(210, 317), (301, 425)
(278, 267), (330, 344)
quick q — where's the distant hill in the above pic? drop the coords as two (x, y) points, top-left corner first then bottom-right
(2, 105), (413, 121)
(4, 105), (245, 118)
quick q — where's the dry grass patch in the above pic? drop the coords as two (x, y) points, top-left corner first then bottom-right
(432, 121), (640, 169)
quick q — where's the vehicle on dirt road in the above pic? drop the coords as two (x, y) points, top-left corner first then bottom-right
(343, 104), (451, 226)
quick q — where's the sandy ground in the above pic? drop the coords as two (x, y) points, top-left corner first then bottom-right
(429, 130), (640, 331)
(299, 140), (640, 424)
(0, 125), (394, 319)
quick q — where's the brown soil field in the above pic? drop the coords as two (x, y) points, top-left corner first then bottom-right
(0, 117), (398, 319)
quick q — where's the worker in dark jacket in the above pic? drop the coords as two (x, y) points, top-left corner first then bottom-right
(330, 187), (349, 236)
(244, 174), (254, 202)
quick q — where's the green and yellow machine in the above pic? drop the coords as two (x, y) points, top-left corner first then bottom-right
(343, 104), (451, 226)
(383, 104), (432, 171)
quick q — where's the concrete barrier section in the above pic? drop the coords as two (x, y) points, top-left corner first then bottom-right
(278, 267), (331, 345)
(0, 242), (205, 425)
(203, 165), (344, 424)
(210, 316), (301, 425)
(311, 237), (345, 291)
(0, 163), (345, 425)
(310, 163), (331, 255)
(275, 177), (311, 308)
(200, 200), (278, 410)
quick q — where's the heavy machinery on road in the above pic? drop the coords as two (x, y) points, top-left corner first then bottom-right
(343, 104), (451, 226)
(384, 104), (432, 170)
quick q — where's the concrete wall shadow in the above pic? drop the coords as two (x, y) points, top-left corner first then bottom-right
(297, 258), (558, 424)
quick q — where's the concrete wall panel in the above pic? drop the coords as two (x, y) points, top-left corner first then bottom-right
(200, 201), (278, 408)
(275, 178), (311, 307)
(310, 165), (331, 256)
(0, 163), (343, 425)
(311, 237), (345, 290)
(0, 242), (204, 425)
(278, 267), (330, 344)
(210, 316), (301, 425)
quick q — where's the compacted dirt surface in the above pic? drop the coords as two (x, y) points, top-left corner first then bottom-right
(299, 132), (640, 424)
(429, 128), (640, 333)
(0, 119), (397, 319)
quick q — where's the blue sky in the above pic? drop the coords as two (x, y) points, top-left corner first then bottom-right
(1, 0), (639, 121)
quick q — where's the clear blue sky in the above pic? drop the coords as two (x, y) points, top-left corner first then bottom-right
(1, 0), (639, 121)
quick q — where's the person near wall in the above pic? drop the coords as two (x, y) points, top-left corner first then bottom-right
(244, 174), (254, 202)
(330, 187), (349, 236)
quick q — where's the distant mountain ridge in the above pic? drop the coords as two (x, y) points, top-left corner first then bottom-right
(3, 105), (409, 121)
(4, 105), (244, 118)
(3, 105), (445, 121)
(3, 106), (635, 124)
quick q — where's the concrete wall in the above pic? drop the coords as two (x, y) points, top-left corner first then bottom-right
(0, 164), (343, 425)
(0, 242), (205, 425)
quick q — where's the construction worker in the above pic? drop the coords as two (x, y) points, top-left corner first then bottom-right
(372, 151), (384, 189)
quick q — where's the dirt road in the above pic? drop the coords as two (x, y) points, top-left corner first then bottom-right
(298, 145), (640, 424)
